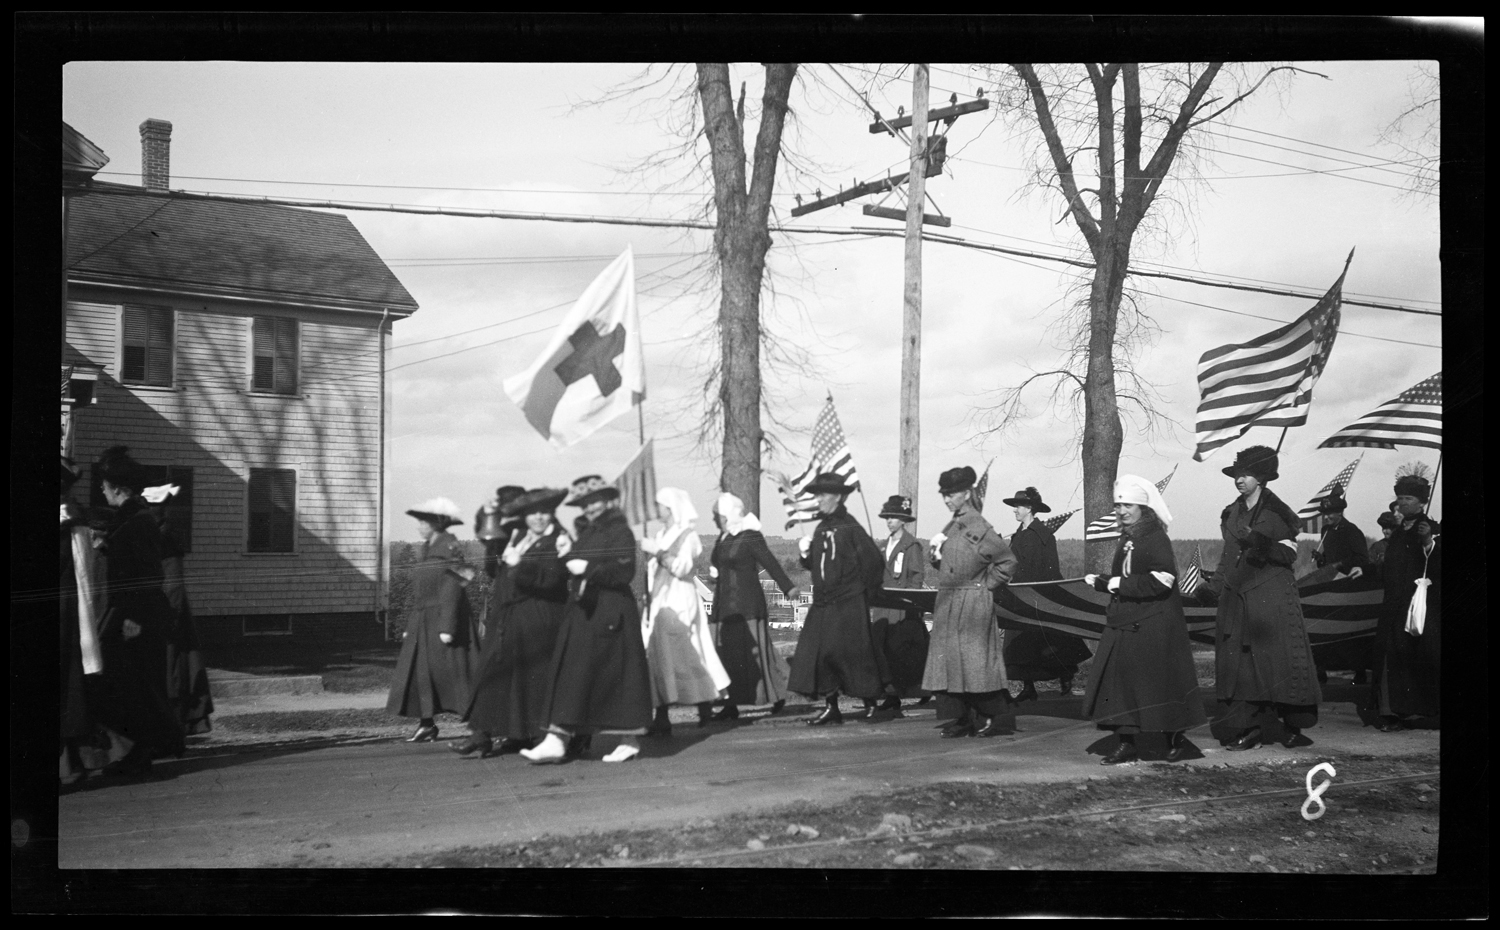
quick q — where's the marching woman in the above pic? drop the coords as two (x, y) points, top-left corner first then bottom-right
(386, 498), (483, 743)
(867, 494), (929, 718)
(921, 466), (1020, 738)
(641, 487), (731, 734)
(1204, 446), (1321, 751)
(1369, 466), (1441, 731)
(1081, 476), (1207, 765)
(452, 488), (571, 757)
(1000, 487), (1092, 700)
(787, 473), (887, 725)
(92, 446), (187, 774)
(522, 476), (654, 763)
(473, 485), (527, 644)
(707, 493), (799, 720)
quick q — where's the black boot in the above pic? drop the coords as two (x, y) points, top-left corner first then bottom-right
(1164, 731), (1190, 763)
(647, 706), (672, 737)
(1016, 682), (1039, 703)
(808, 696), (843, 726)
(449, 732), (494, 757)
(1225, 727), (1262, 751)
(1100, 736), (1137, 765)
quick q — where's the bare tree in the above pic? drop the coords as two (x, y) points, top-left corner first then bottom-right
(973, 62), (1313, 568)
(1377, 61), (1439, 199)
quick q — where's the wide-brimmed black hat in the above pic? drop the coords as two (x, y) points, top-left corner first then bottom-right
(94, 444), (146, 492)
(1221, 445), (1279, 482)
(1001, 486), (1052, 514)
(503, 487), (569, 517)
(878, 494), (915, 521)
(1377, 510), (1401, 530)
(938, 466), (977, 495)
(804, 472), (856, 495)
(566, 474), (620, 507)
(1317, 484), (1348, 515)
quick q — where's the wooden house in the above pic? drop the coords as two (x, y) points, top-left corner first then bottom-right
(62, 119), (419, 653)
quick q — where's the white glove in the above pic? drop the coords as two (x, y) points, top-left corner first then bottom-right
(566, 559), (588, 576)
(554, 535), (572, 557)
(1083, 573), (1099, 587)
(640, 537), (661, 556)
(708, 565), (719, 579)
(797, 536), (812, 557)
(1107, 577), (1121, 593)
(60, 504), (71, 525)
(930, 532), (946, 558)
(1347, 566), (1364, 579)
(439, 632), (454, 645)
(502, 546), (522, 567)
(122, 619), (142, 640)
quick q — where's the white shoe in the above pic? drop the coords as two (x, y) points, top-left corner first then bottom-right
(601, 743), (640, 763)
(519, 733), (567, 764)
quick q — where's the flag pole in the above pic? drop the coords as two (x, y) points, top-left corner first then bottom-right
(1274, 426), (1289, 453)
(1429, 451), (1442, 520)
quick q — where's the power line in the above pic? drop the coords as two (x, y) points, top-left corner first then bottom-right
(90, 169), (713, 199)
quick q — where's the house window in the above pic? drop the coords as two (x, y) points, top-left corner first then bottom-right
(121, 305), (174, 386)
(247, 468), (296, 553)
(252, 316), (299, 394)
(89, 465), (193, 552)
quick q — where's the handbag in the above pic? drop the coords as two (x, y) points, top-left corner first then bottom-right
(1403, 550), (1431, 637)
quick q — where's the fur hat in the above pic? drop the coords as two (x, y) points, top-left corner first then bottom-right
(1001, 487), (1052, 514)
(804, 472), (857, 496)
(407, 497), (464, 529)
(1317, 483), (1349, 515)
(938, 466), (977, 495)
(1221, 445), (1279, 482)
(566, 474), (620, 507)
(1394, 462), (1432, 503)
(502, 487), (569, 518)
(878, 494), (915, 522)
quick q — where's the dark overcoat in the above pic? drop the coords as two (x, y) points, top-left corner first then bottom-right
(1081, 519), (1207, 733)
(541, 507), (654, 733)
(787, 507), (886, 700)
(1003, 519), (1092, 679)
(1314, 518), (1370, 575)
(1372, 518), (1440, 718)
(921, 505), (1017, 695)
(710, 528), (794, 706)
(387, 530), (482, 718)
(96, 497), (185, 757)
(466, 525), (570, 740)
(1211, 488), (1321, 708)
(159, 531), (213, 735)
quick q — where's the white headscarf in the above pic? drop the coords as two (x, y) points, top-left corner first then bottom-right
(715, 492), (761, 536)
(656, 486), (698, 537)
(1114, 474), (1173, 527)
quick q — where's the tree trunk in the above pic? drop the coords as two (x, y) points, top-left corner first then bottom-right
(1082, 241), (1129, 571)
(696, 63), (796, 518)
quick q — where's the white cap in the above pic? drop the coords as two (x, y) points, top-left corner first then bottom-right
(1113, 475), (1172, 527)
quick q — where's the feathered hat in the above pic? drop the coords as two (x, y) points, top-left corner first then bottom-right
(878, 494), (915, 522)
(1394, 462), (1432, 503)
(1317, 483), (1349, 515)
(565, 474), (620, 507)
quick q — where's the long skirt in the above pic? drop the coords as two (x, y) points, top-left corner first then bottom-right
(1082, 622), (1207, 734)
(162, 567), (213, 735)
(466, 597), (565, 741)
(645, 594), (729, 707)
(712, 614), (791, 706)
(542, 594), (654, 735)
(1002, 628), (1092, 682)
(870, 613), (930, 698)
(96, 626), (186, 759)
(787, 597), (886, 701)
(1371, 606), (1440, 719)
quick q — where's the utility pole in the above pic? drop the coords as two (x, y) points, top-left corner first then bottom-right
(897, 65), (930, 517)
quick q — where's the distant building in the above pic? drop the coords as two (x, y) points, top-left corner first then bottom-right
(696, 570), (814, 629)
(62, 118), (419, 653)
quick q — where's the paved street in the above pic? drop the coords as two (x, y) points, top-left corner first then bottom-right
(58, 683), (1437, 869)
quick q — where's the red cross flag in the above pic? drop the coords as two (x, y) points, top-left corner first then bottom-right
(505, 248), (645, 448)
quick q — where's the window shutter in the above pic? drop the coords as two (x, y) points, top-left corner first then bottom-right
(253, 317), (298, 394)
(147, 309), (173, 385)
(248, 468), (296, 553)
(122, 305), (171, 386)
(252, 318), (273, 391)
(274, 318), (298, 394)
(122, 307), (147, 382)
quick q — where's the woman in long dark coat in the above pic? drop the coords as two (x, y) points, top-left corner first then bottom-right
(787, 473), (887, 726)
(1000, 487), (1093, 701)
(452, 488), (571, 757)
(386, 497), (482, 743)
(920, 466), (1019, 738)
(522, 476), (654, 764)
(92, 446), (186, 774)
(1369, 467), (1441, 730)
(144, 483), (214, 735)
(1204, 446), (1321, 751)
(868, 494), (928, 717)
(1081, 476), (1207, 765)
(707, 493), (799, 721)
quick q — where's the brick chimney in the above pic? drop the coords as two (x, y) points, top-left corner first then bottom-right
(139, 118), (172, 190)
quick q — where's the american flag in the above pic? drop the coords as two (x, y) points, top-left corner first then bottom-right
(1084, 466), (1177, 542)
(1193, 253), (1351, 462)
(973, 459), (994, 513)
(777, 396), (861, 530)
(1318, 373), (1442, 451)
(1040, 509), (1077, 533)
(1177, 544), (1206, 597)
(1295, 455), (1363, 535)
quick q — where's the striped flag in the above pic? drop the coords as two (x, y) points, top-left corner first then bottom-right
(1318, 373), (1442, 451)
(973, 459), (995, 514)
(1178, 544), (1206, 597)
(1295, 455), (1363, 535)
(614, 438), (662, 528)
(1193, 253), (1351, 462)
(1084, 466), (1177, 542)
(1040, 509), (1077, 533)
(777, 396), (860, 530)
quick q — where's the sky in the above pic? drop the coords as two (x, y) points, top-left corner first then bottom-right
(62, 56), (1446, 544)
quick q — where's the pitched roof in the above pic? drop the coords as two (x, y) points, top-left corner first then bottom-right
(66, 183), (418, 314)
(62, 122), (109, 179)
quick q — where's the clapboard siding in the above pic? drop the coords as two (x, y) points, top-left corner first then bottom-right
(66, 295), (389, 618)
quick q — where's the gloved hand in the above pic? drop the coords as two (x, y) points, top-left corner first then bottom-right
(502, 546), (522, 567)
(122, 619), (142, 640)
(1241, 529), (1273, 551)
(640, 537), (662, 556)
(439, 632), (454, 645)
(708, 565), (719, 579)
(554, 534), (572, 558)
(929, 532), (947, 559)
(566, 559), (588, 576)
(797, 536), (812, 557)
